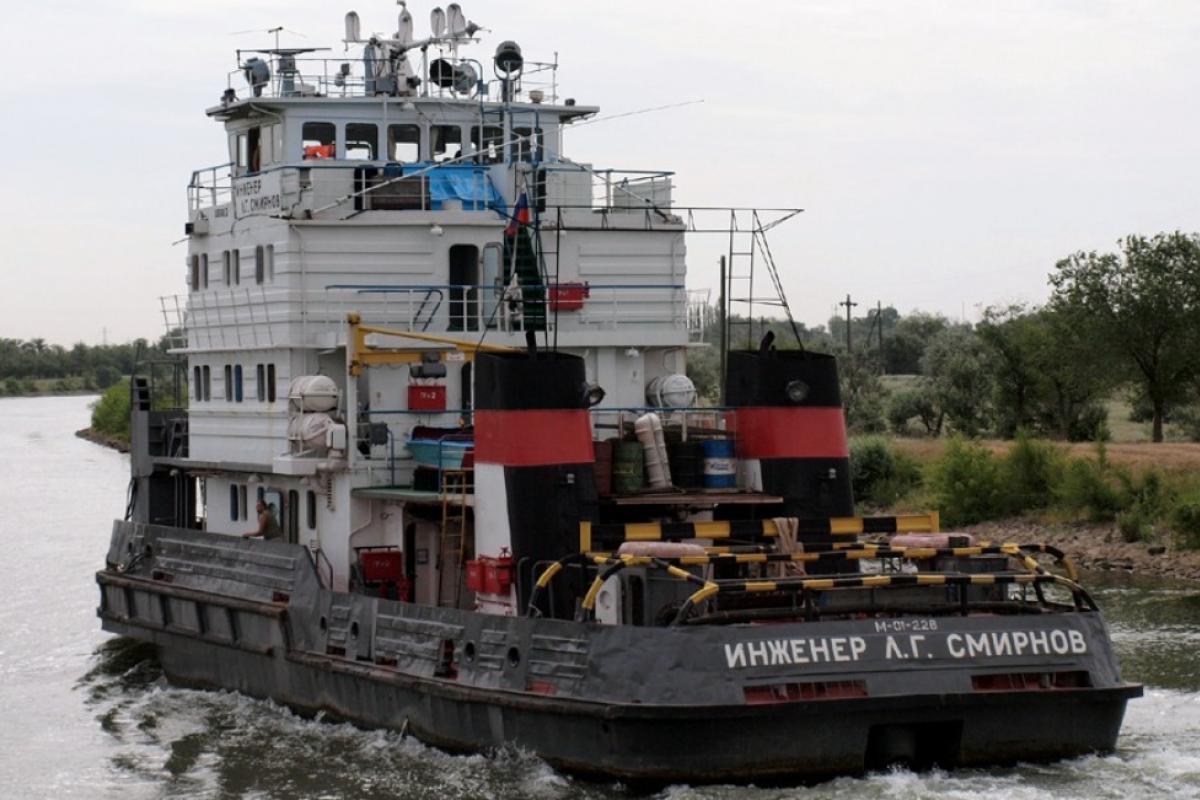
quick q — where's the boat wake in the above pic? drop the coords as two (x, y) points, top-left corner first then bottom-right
(78, 639), (1199, 799)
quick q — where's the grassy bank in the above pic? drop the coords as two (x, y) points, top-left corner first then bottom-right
(851, 434), (1200, 550)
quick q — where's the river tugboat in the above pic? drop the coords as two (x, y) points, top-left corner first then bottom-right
(97, 4), (1140, 783)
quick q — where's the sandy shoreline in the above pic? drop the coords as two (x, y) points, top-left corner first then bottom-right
(963, 518), (1200, 583)
(75, 427), (130, 453)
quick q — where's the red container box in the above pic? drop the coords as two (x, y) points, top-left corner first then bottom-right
(465, 560), (484, 592)
(408, 384), (447, 411)
(549, 282), (589, 311)
(481, 556), (514, 595)
(360, 550), (404, 583)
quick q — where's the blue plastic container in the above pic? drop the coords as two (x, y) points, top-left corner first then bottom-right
(702, 439), (736, 489)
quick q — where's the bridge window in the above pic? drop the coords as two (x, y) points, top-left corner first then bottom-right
(345, 123), (377, 160)
(388, 124), (421, 162)
(201, 254), (209, 288)
(432, 125), (463, 163)
(306, 490), (317, 529)
(472, 126), (505, 164)
(239, 485), (248, 520)
(302, 122), (337, 160)
(267, 364), (276, 402)
(190, 255), (201, 291)
(230, 484), (238, 521)
(202, 366), (211, 401)
(234, 365), (244, 402)
(266, 245), (275, 281)
(193, 367), (202, 401)
(255, 245), (265, 284)
(222, 251), (231, 284)
(230, 249), (241, 285)
(224, 365), (233, 402)
(256, 364), (266, 401)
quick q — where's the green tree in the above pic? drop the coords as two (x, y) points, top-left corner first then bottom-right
(1050, 232), (1200, 442)
(977, 304), (1116, 439)
(921, 326), (993, 436)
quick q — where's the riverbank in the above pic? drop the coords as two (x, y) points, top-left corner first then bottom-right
(75, 427), (129, 453)
(963, 519), (1200, 582)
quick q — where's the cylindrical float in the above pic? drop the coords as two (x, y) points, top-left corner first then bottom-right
(701, 439), (736, 489)
(668, 440), (705, 490)
(593, 439), (614, 496)
(612, 440), (645, 494)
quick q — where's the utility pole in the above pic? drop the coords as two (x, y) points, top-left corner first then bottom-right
(877, 300), (884, 352)
(839, 293), (857, 354)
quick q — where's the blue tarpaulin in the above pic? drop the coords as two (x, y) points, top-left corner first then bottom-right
(400, 163), (505, 212)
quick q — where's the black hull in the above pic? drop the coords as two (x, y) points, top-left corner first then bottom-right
(97, 522), (1141, 784)
(126, 622), (1136, 783)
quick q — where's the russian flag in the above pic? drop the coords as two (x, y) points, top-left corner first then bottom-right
(505, 193), (531, 237)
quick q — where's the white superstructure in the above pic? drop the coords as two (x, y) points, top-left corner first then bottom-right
(173, 4), (702, 593)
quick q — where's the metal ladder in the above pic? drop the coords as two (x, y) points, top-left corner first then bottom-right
(437, 463), (473, 607)
(723, 209), (804, 351)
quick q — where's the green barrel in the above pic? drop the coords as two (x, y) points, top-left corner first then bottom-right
(612, 440), (645, 494)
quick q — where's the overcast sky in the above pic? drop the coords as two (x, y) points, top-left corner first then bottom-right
(3, 0), (1198, 346)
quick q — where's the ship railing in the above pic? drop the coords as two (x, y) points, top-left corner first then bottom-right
(318, 283), (690, 340)
(178, 286), (277, 351)
(527, 534), (1090, 625)
(226, 53), (560, 104)
(189, 161), (235, 214)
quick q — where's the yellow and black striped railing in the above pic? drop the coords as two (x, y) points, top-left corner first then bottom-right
(579, 512), (941, 551)
(670, 570), (1093, 625)
(526, 539), (1084, 623)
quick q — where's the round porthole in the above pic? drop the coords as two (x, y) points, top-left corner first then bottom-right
(464, 642), (477, 663)
(506, 646), (521, 668)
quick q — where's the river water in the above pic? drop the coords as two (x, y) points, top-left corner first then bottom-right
(1, 395), (1199, 799)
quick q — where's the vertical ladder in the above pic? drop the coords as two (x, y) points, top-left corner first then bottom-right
(437, 462), (473, 607)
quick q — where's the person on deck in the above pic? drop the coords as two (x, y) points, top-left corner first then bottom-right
(243, 500), (283, 541)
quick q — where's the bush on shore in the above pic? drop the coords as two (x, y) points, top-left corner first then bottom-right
(90, 383), (131, 443)
(849, 436), (922, 508)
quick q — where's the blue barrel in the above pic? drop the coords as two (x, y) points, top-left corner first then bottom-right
(702, 439), (736, 489)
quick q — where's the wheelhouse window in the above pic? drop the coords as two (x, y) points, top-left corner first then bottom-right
(236, 133), (250, 173)
(193, 367), (202, 401)
(202, 366), (211, 401)
(302, 122), (337, 160)
(229, 485), (238, 521)
(388, 124), (421, 162)
(234, 365), (244, 402)
(232, 249), (241, 285)
(266, 245), (275, 281)
(239, 485), (248, 520)
(345, 123), (378, 160)
(513, 127), (544, 163)
(472, 125), (505, 164)
(190, 255), (201, 291)
(201, 253), (209, 288)
(267, 364), (276, 402)
(224, 365), (233, 402)
(256, 364), (266, 401)
(255, 245), (265, 284)
(431, 125), (463, 163)
(222, 251), (231, 285)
